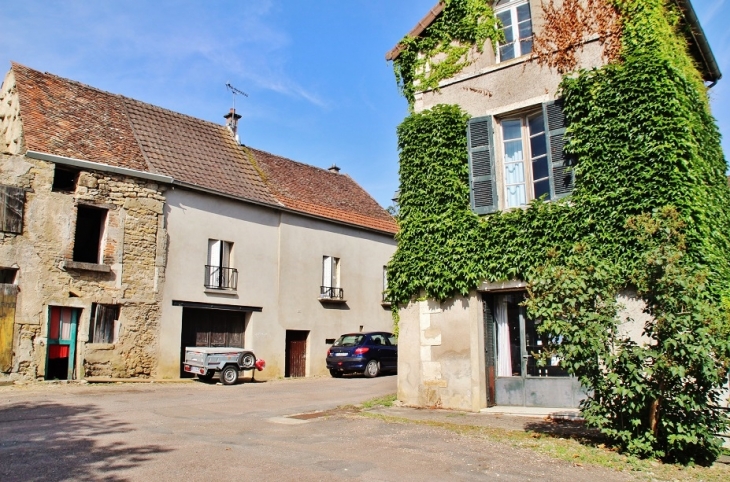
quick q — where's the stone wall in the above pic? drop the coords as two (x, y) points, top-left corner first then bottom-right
(0, 71), (167, 379)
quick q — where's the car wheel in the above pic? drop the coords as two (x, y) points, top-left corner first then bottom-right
(220, 365), (239, 385)
(363, 359), (380, 378)
(239, 352), (256, 369)
(198, 371), (214, 381)
(329, 369), (343, 378)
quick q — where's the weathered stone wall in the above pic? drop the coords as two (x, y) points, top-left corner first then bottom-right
(0, 71), (167, 379)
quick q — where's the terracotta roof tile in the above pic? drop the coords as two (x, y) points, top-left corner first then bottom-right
(10, 63), (396, 234)
(250, 147), (398, 234)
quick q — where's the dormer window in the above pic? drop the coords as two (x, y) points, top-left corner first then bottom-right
(495, 0), (533, 62)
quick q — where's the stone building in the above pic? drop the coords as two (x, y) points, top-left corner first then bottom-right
(386, 0), (722, 411)
(0, 63), (397, 381)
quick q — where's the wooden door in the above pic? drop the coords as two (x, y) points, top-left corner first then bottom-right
(0, 285), (18, 372)
(180, 308), (246, 377)
(285, 330), (308, 378)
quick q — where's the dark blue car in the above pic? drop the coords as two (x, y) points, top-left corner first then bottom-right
(326, 332), (397, 378)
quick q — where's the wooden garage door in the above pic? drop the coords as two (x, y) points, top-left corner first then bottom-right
(180, 308), (246, 377)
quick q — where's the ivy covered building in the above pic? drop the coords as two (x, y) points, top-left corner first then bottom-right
(386, 0), (727, 421)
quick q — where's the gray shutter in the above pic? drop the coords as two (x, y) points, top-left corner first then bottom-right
(543, 100), (574, 199)
(0, 185), (24, 234)
(467, 116), (498, 214)
(483, 294), (497, 407)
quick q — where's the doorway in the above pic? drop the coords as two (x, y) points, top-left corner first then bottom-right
(46, 306), (80, 380)
(180, 308), (247, 377)
(483, 292), (582, 407)
(0, 284), (18, 373)
(285, 330), (308, 378)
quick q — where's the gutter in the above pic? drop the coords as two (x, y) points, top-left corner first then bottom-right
(25, 150), (173, 184)
(675, 0), (722, 84)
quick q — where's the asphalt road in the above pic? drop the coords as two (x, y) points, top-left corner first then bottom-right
(0, 375), (631, 481)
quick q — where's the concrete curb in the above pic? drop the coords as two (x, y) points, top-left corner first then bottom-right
(85, 377), (195, 384)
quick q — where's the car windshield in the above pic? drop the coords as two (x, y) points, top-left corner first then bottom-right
(333, 335), (364, 347)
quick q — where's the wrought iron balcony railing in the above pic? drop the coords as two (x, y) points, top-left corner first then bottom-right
(205, 265), (238, 290)
(320, 286), (344, 300)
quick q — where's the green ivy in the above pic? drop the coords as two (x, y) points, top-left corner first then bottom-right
(392, 0), (502, 106)
(388, 0), (730, 464)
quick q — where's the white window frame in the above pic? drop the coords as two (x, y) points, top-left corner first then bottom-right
(497, 110), (550, 209)
(207, 239), (233, 289)
(495, 0), (533, 63)
(322, 256), (340, 289)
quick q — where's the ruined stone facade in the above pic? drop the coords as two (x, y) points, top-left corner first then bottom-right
(0, 70), (167, 380)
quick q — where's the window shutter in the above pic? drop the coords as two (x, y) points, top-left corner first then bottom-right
(467, 116), (498, 214)
(322, 256), (332, 288)
(543, 99), (574, 199)
(0, 185), (24, 234)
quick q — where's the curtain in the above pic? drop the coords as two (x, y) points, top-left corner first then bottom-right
(495, 299), (512, 377)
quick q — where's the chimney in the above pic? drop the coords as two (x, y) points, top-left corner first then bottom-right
(224, 108), (242, 143)
(328, 164), (341, 174)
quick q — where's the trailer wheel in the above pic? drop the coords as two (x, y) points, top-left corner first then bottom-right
(239, 352), (256, 369)
(220, 365), (239, 385)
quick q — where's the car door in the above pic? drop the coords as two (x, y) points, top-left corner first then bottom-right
(383, 334), (397, 370)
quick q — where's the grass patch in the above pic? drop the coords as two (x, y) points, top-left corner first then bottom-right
(360, 393), (397, 409)
(358, 412), (730, 481)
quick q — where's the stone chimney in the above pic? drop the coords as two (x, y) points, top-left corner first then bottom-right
(224, 108), (242, 143)
(328, 164), (341, 174)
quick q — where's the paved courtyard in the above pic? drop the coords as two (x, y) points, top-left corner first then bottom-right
(0, 375), (633, 481)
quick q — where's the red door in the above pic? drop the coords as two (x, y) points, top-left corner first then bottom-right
(285, 330), (308, 378)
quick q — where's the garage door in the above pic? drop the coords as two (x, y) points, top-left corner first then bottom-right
(180, 308), (246, 377)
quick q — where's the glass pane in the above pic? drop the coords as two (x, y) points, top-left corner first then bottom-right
(504, 161), (525, 184)
(521, 38), (533, 55)
(499, 43), (515, 61)
(525, 317), (569, 377)
(532, 156), (549, 180)
(502, 120), (522, 141)
(504, 140), (524, 163)
(517, 3), (531, 22)
(518, 20), (532, 39)
(530, 134), (547, 158)
(497, 10), (512, 28)
(534, 178), (551, 200)
(505, 184), (527, 207)
(528, 114), (544, 135)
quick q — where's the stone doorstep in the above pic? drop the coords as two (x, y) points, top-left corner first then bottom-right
(480, 405), (583, 421)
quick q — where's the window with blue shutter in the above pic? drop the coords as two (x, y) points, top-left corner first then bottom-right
(543, 99), (574, 198)
(468, 116), (498, 214)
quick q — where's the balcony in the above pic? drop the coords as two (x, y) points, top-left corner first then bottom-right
(205, 265), (238, 290)
(319, 286), (345, 303)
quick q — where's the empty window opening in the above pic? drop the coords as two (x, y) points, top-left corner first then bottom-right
(206, 239), (236, 289)
(89, 303), (120, 344)
(52, 166), (80, 192)
(0, 268), (18, 284)
(73, 205), (107, 264)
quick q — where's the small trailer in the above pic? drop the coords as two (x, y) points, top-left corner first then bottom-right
(183, 347), (265, 385)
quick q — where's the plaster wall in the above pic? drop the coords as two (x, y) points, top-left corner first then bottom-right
(157, 187), (281, 379)
(397, 293), (486, 411)
(276, 213), (396, 377)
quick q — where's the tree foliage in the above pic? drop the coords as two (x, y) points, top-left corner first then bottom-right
(388, 0), (730, 464)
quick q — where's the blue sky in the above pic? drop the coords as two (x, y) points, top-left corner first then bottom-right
(0, 1), (728, 208)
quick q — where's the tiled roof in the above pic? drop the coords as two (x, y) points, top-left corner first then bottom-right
(250, 147), (398, 234)
(10, 63), (396, 234)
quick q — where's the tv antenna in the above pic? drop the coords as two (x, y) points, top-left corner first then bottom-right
(225, 82), (248, 111)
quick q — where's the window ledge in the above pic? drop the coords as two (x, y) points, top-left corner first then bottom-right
(318, 297), (347, 304)
(381, 301), (392, 308)
(62, 260), (111, 273)
(86, 343), (115, 350)
(204, 288), (238, 296)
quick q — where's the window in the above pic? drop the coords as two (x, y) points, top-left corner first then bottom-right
(0, 267), (18, 284)
(73, 205), (107, 264)
(467, 100), (573, 214)
(89, 303), (120, 344)
(382, 266), (389, 302)
(321, 256), (342, 299)
(0, 185), (24, 234)
(205, 239), (236, 290)
(501, 112), (550, 208)
(495, 0), (533, 62)
(52, 166), (80, 192)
